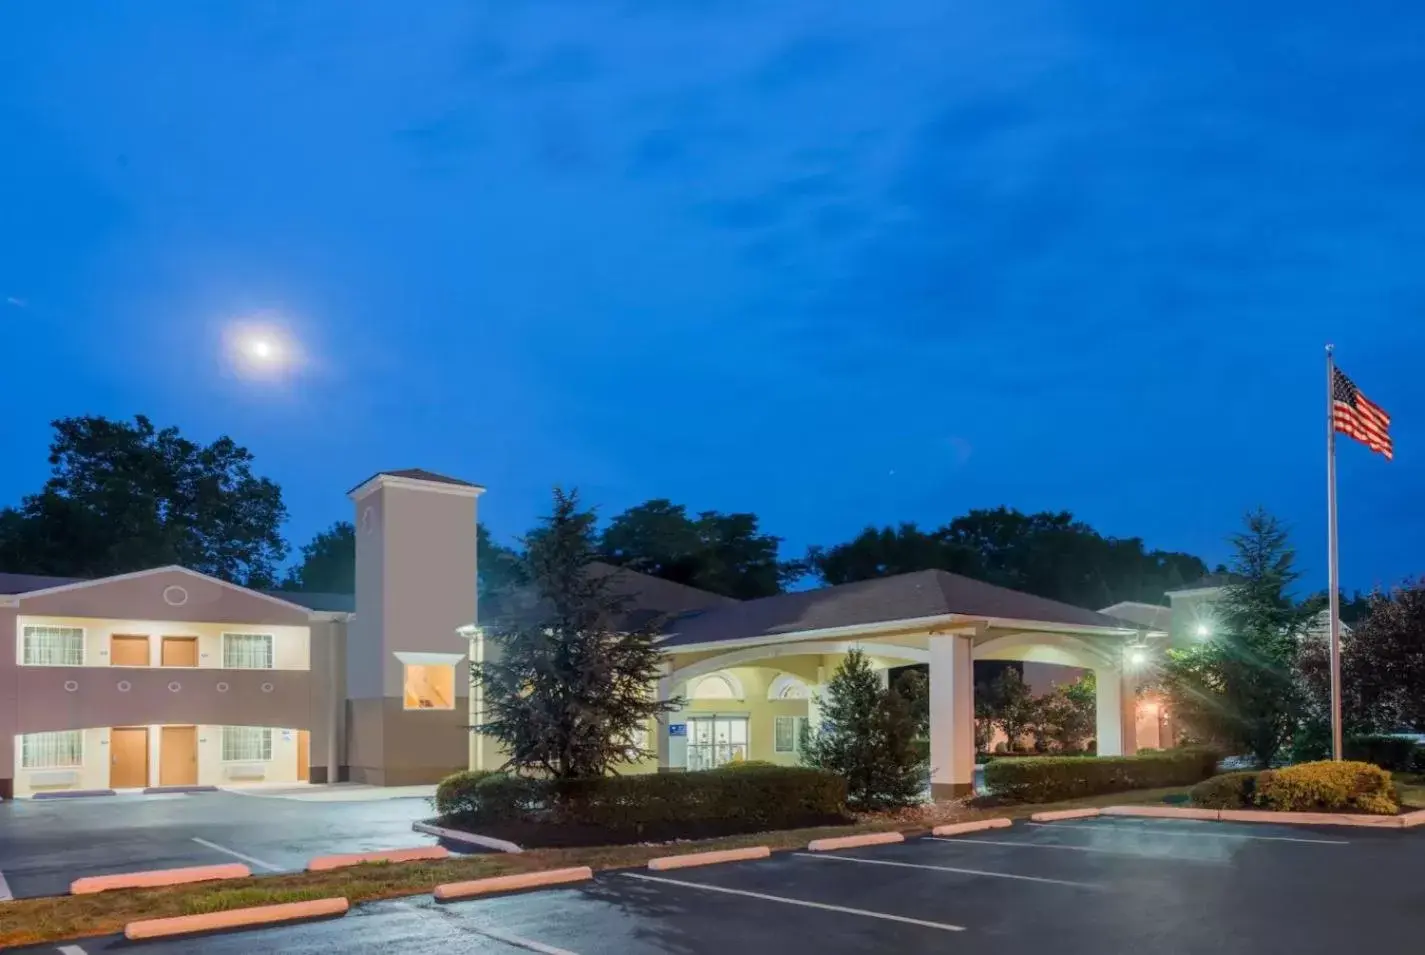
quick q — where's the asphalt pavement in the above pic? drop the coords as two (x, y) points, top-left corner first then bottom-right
(12, 815), (1425, 954)
(0, 790), (450, 899)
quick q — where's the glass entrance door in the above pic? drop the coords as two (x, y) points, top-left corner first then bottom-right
(685, 716), (749, 771)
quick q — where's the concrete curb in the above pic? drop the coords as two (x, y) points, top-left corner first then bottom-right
(648, 846), (771, 871)
(1401, 810), (1425, 829)
(143, 785), (220, 795)
(1216, 808), (1407, 828)
(807, 831), (905, 852)
(307, 846), (451, 872)
(1029, 808), (1101, 822)
(33, 789), (116, 800)
(71, 863), (251, 895)
(124, 897), (349, 940)
(932, 818), (1014, 837)
(1102, 806), (1220, 821)
(434, 866), (593, 902)
(413, 820), (523, 854)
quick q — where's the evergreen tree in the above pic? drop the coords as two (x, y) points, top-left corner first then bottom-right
(1036, 672), (1096, 753)
(473, 488), (677, 778)
(1162, 509), (1314, 766)
(802, 649), (927, 809)
(980, 667), (1040, 751)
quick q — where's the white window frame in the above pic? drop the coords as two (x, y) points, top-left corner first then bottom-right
(21, 625), (86, 666)
(221, 726), (273, 762)
(774, 715), (810, 754)
(21, 730), (84, 769)
(221, 632), (274, 669)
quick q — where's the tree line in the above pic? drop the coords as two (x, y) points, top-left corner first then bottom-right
(0, 415), (1221, 609)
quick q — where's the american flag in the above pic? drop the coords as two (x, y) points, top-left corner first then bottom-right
(1332, 366), (1393, 460)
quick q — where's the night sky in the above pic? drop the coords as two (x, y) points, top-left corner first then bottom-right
(2, 2), (1422, 593)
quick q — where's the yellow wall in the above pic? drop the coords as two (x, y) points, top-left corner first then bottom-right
(17, 615), (311, 670)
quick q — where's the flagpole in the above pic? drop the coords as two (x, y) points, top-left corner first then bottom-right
(1326, 344), (1343, 761)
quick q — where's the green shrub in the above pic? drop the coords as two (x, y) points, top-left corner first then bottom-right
(983, 747), (1220, 803)
(716, 760), (779, 771)
(1254, 760), (1399, 815)
(1189, 770), (1262, 809)
(1344, 735), (1419, 773)
(434, 765), (850, 835)
(433, 770), (503, 818)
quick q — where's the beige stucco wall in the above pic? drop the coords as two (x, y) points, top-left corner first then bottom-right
(15, 615), (310, 670)
(12, 723), (303, 797)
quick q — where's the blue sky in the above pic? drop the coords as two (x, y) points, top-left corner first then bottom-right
(2, 1), (1422, 592)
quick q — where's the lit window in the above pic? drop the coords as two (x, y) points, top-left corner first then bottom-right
(774, 716), (810, 754)
(222, 633), (273, 669)
(222, 726), (272, 762)
(21, 731), (83, 768)
(404, 664), (455, 710)
(22, 626), (84, 666)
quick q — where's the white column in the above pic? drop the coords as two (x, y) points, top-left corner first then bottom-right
(655, 668), (687, 772)
(929, 635), (975, 799)
(1094, 665), (1138, 757)
(806, 665), (827, 735)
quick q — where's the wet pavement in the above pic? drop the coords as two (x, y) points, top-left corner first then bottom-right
(0, 790), (450, 899)
(12, 815), (1425, 954)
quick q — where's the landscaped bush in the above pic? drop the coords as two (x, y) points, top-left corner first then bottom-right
(983, 746), (1220, 803)
(1189, 770), (1263, 809)
(1344, 735), (1419, 773)
(433, 765), (850, 844)
(717, 760), (779, 771)
(1253, 760), (1399, 815)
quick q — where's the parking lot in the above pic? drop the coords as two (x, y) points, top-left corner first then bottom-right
(12, 814), (1425, 954)
(0, 789), (451, 900)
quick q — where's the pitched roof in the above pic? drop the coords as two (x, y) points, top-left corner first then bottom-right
(347, 468), (484, 495)
(480, 561), (735, 629)
(658, 569), (1136, 648)
(0, 572), (85, 595)
(266, 590), (355, 613)
(1098, 601), (1173, 631)
(1166, 573), (1241, 595)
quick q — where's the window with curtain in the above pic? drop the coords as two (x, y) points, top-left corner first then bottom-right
(21, 731), (83, 768)
(774, 716), (810, 754)
(21, 626), (84, 666)
(222, 726), (272, 762)
(222, 633), (274, 669)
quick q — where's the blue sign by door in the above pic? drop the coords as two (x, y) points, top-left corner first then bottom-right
(669, 723), (687, 737)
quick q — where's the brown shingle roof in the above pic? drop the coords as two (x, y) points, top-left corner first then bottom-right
(658, 569), (1136, 647)
(480, 561), (735, 630)
(0, 572), (85, 595)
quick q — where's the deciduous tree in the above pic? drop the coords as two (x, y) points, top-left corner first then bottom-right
(0, 415), (287, 586)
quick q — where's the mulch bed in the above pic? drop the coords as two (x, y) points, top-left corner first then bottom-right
(441, 813), (854, 849)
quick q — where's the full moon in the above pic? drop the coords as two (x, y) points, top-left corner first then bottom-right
(226, 322), (299, 378)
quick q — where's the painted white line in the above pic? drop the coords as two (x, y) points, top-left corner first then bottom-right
(470, 925), (581, 954)
(190, 837), (283, 872)
(793, 851), (1101, 889)
(927, 836), (1157, 856)
(58, 947), (88, 955)
(0, 867), (12, 902)
(1026, 821), (1349, 846)
(622, 872), (965, 932)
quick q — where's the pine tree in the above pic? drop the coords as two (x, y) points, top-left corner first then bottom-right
(802, 649), (928, 809)
(1162, 509), (1314, 766)
(473, 488), (677, 778)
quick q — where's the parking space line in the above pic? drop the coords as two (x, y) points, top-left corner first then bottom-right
(927, 836), (1161, 855)
(191, 837), (283, 871)
(0, 866), (11, 901)
(1026, 821), (1349, 846)
(622, 873), (966, 932)
(471, 925), (581, 954)
(793, 851), (1102, 889)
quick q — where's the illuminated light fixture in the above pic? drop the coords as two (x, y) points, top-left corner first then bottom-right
(1129, 647), (1149, 666)
(1195, 623), (1211, 638)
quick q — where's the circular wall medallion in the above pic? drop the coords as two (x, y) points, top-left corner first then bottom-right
(63, 680), (79, 693)
(167, 681), (182, 693)
(216, 681), (230, 693)
(162, 585), (189, 607)
(260, 682), (275, 693)
(117, 680), (132, 693)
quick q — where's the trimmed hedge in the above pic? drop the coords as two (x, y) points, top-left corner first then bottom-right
(983, 747), (1220, 803)
(1254, 760), (1398, 815)
(1189, 770), (1263, 809)
(1344, 735), (1418, 773)
(435, 765), (850, 837)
